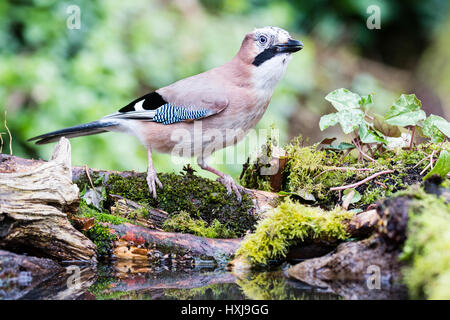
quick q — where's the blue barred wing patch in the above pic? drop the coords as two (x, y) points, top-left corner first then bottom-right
(153, 103), (211, 125)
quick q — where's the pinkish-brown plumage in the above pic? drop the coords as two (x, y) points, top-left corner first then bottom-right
(29, 26), (303, 200)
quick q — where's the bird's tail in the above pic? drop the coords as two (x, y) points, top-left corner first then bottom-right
(28, 120), (118, 145)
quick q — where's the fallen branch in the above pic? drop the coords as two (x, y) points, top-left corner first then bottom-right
(330, 170), (394, 191)
(314, 166), (374, 180)
(0, 138), (97, 262)
(108, 223), (242, 263)
(352, 136), (376, 162)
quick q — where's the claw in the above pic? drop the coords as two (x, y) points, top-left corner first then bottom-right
(217, 174), (245, 202)
(147, 168), (163, 199)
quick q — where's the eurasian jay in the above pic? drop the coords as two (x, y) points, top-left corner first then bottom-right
(29, 26), (303, 201)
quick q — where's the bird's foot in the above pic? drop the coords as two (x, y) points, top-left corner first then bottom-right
(217, 174), (246, 202)
(147, 168), (163, 199)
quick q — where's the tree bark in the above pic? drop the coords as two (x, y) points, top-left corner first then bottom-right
(0, 138), (96, 263)
(108, 223), (242, 263)
(1, 143), (381, 265)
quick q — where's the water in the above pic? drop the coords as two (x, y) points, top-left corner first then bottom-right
(12, 262), (340, 300)
(4, 260), (407, 300)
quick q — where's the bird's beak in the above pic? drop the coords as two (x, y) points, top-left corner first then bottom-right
(275, 39), (304, 53)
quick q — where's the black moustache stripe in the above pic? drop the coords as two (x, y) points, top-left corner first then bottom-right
(252, 47), (278, 66)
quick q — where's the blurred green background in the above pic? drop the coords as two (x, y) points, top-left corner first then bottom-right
(1, 0), (449, 180)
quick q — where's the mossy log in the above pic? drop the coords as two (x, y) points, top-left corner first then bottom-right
(71, 166), (278, 221)
(107, 208), (379, 264)
(109, 195), (168, 230)
(230, 208), (381, 272)
(287, 235), (408, 300)
(0, 142), (277, 263)
(286, 185), (449, 299)
(1, 139), (383, 266)
(0, 138), (96, 263)
(285, 209), (380, 260)
(108, 222), (242, 263)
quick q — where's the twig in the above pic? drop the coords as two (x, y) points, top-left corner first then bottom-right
(314, 167), (373, 180)
(416, 141), (444, 172)
(84, 165), (95, 189)
(0, 132), (4, 154)
(409, 126), (415, 150)
(339, 148), (353, 162)
(4, 111), (12, 155)
(374, 181), (387, 189)
(352, 136), (376, 162)
(420, 162), (432, 175)
(413, 156), (428, 169)
(330, 170), (394, 191)
(429, 149), (436, 170)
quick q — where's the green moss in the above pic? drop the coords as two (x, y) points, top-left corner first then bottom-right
(239, 131), (279, 192)
(240, 158), (273, 191)
(241, 136), (438, 209)
(236, 199), (354, 266)
(77, 200), (130, 225)
(284, 138), (356, 202)
(106, 168), (256, 237)
(163, 211), (237, 238)
(399, 190), (450, 299)
(82, 223), (117, 258)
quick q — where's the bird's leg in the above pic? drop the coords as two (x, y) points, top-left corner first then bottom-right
(197, 157), (245, 202)
(146, 147), (163, 199)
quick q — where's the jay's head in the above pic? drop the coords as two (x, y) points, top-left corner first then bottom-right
(238, 26), (303, 66)
(237, 26), (303, 88)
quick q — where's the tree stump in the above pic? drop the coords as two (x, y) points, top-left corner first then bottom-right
(0, 138), (96, 263)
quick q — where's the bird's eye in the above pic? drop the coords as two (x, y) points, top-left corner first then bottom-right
(258, 35), (267, 45)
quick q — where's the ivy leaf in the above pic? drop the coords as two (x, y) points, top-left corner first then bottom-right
(343, 189), (362, 204)
(336, 109), (365, 134)
(325, 88), (362, 111)
(360, 94), (374, 110)
(335, 142), (356, 150)
(373, 114), (402, 137)
(384, 94), (426, 127)
(82, 186), (107, 211)
(319, 113), (339, 131)
(424, 150), (450, 180)
(359, 122), (387, 144)
(325, 142), (355, 151)
(422, 114), (450, 143)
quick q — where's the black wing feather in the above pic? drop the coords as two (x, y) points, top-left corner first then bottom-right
(119, 92), (167, 113)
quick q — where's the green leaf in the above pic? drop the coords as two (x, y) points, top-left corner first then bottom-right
(422, 114), (450, 143)
(360, 94), (373, 110)
(82, 186), (107, 211)
(319, 113), (339, 131)
(337, 109), (365, 134)
(373, 114), (402, 137)
(359, 122), (387, 144)
(325, 142), (355, 151)
(384, 94), (426, 127)
(325, 88), (362, 111)
(424, 150), (450, 179)
(336, 142), (356, 150)
(343, 189), (362, 204)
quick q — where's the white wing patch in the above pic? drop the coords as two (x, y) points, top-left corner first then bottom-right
(134, 100), (145, 111)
